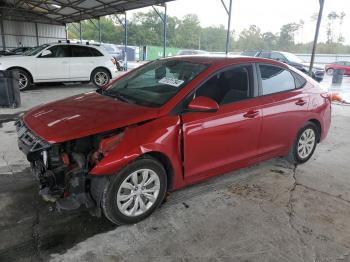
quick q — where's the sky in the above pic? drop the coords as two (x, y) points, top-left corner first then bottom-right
(129, 0), (350, 44)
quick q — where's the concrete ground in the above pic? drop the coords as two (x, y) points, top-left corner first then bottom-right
(1, 75), (350, 261)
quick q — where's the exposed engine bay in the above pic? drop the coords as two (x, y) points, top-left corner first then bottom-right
(15, 118), (124, 212)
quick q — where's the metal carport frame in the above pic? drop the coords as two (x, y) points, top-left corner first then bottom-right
(0, 0), (325, 72)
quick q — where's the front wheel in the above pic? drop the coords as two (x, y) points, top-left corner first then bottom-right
(101, 157), (167, 225)
(287, 122), (319, 164)
(326, 68), (334, 75)
(10, 69), (32, 91)
(91, 68), (110, 88)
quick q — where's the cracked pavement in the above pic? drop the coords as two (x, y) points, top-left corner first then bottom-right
(1, 82), (350, 261)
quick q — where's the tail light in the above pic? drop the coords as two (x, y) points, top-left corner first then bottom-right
(323, 92), (343, 102)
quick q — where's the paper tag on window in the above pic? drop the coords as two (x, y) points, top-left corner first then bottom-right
(158, 77), (184, 87)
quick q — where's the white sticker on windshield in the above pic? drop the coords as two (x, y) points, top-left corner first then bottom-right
(158, 77), (184, 87)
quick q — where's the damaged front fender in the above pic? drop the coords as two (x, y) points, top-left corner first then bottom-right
(89, 115), (184, 190)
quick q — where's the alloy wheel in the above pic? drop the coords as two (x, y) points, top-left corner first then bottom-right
(297, 128), (316, 159)
(94, 71), (108, 86)
(116, 169), (160, 217)
(18, 72), (28, 90)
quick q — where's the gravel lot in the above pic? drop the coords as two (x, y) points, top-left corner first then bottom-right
(1, 75), (350, 261)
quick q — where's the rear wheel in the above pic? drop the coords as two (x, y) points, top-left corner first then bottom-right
(101, 157), (167, 225)
(326, 68), (334, 75)
(91, 68), (110, 88)
(287, 122), (319, 164)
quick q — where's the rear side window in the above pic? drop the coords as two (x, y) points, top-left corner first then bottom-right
(71, 46), (92, 57)
(270, 52), (286, 62)
(259, 52), (271, 59)
(292, 72), (307, 89)
(90, 48), (103, 56)
(259, 65), (295, 95)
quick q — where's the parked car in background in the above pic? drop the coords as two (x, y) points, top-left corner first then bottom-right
(241, 50), (325, 82)
(100, 43), (123, 71)
(0, 47), (32, 56)
(325, 61), (350, 75)
(0, 42), (117, 90)
(240, 50), (260, 57)
(177, 49), (209, 56)
(16, 55), (331, 225)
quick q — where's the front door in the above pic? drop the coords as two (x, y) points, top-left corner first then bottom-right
(181, 64), (262, 182)
(35, 45), (70, 81)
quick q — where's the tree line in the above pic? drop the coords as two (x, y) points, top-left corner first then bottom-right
(68, 10), (350, 54)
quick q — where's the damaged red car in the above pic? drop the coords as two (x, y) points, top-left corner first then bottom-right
(16, 56), (331, 225)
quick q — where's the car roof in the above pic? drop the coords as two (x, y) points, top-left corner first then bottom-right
(161, 54), (289, 68)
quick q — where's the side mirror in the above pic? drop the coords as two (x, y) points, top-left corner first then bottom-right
(40, 49), (52, 57)
(187, 96), (219, 112)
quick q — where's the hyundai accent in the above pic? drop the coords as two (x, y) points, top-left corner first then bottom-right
(16, 56), (331, 225)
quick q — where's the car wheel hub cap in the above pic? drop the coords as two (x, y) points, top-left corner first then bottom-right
(94, 72), (108, 86)
(18, 73), (28, 89)
(117, 169), (160, 217)
(297, 128), (316, 159)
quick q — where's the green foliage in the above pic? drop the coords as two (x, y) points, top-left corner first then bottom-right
(67, 10), (350, 54)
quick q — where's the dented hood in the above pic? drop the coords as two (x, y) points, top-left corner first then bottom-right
(23, 91), (159, 143)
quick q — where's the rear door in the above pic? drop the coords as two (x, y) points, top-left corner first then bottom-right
(256, 64), (310, 157)
(70, 46), (102, 80)
(35, 45), (70, 81)
(181, 64), (262, 182)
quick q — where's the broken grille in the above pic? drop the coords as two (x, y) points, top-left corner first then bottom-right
(16, 119), (51, 152)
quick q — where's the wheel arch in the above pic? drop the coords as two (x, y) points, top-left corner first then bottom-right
(307, 119), (322, 142)
(141, 151), (174, 191)
(7, 66), (33, 83)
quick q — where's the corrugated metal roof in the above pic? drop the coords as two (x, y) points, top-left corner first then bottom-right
(0, 0), (174, 25)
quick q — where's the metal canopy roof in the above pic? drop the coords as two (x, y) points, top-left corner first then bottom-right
(0, 0), (174, 25)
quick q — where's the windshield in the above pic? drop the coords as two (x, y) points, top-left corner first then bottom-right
(24, 44), (50, 56)
(282, 52), (304, 64)
(104, 59), (208, 107)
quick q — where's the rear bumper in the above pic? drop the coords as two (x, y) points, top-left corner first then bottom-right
(320, 101), (331, 142)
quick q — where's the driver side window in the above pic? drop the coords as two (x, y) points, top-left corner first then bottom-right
(40, 45), (70, 58)
(194, 65), (253, 106)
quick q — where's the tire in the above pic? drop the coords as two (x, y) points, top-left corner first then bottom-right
(287, 122), (319, 164)
(326, 68), (334, 75)
(11, 69), (32, 91)
(101, 157), (167, 225)
(91, 68), (111, 88)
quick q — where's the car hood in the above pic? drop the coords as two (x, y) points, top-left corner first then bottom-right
(23, 91), (159, 143)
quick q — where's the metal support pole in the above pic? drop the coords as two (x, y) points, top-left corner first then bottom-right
(153, 4), (167, 58)
(98, 17), (102, 44)
(163, 4), (167, 58)
(65, 23), (68, 40)
(35, 22), (39, 46)
(0, 15), (6, 50)
(79, 21), (82, 42)
(124, 12), (128, 71)
(116, 13), (128, 71)
(221, 0), (233, 54)
(309, 0), (325, 75)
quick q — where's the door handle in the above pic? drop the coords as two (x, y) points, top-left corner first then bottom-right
(243, 110), (259, 118)
(295, 99), (307, 106)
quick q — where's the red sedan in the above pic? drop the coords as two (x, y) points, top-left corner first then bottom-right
(16, 56), (331, 225)
(325, 61), (350, 75)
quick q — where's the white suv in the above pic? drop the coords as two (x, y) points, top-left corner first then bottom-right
(0, 42), (118, 90)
